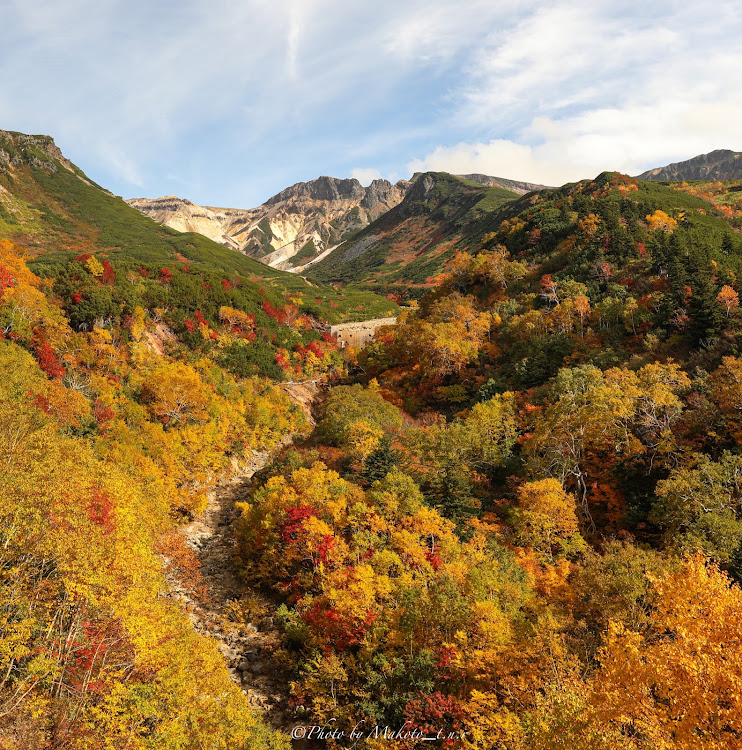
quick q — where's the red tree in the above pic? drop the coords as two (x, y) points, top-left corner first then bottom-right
(32, 333), (66, 379)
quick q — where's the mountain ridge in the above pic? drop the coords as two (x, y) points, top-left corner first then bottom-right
(0, 129), (283, 279)
(127, 172), (547, 273)
(310, 171), (522, 296)
(417, 171), (549, 194)
(637, 149), (742, 181)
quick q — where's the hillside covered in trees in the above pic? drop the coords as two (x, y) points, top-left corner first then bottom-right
(0, 132), (397, 748)
(233, 171), (742, 748)
(2, 127), (742, 749)
(0, 236), (304, 748)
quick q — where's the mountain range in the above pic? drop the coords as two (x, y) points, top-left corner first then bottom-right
(128, 177), (409, 272)
(126, 149), (741, 288)
(310, 171), (523, 295)
(3, 126), (742, 750)
(637, 149), (742, 181)
(128, 174), (547, 273)
(3, 128), (739, 306)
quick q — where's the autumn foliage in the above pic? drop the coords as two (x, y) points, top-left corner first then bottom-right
(4, 164), (742, 748)
(228, 172), (742, 746)
(0, 240), (296, 749)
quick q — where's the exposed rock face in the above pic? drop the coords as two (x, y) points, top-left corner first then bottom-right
(637, 150), (742, 181)
(456, 173), (550, 193)
(129, 170), (550, 273)
(0, 129), (74, 173)
(362, 178), (408, 209)
(126, 196), (245, 250)
(409, 171), (548, 194)
(399, 173), (438, 216)
(266, 175), (366, 204)
(128, 176), (410, 271)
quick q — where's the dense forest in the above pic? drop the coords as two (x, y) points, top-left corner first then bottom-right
(2, 159), (742, 748)
(0, 235), (321, 747)
(235, 172), (742, 749)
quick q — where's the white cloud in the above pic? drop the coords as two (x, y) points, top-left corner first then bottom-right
(382, 0), (532, 63)
(408, 140), (575, 186)
(1, 0), (741, 203)
(351, 168), (383, 186)
(456, 2), (677, 125)
(408, 94), (742, 187)
(409, 0), (742, 185)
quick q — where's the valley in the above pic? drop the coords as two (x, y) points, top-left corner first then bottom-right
(2, 0), (740, 744)
(2, 130), (742, 750)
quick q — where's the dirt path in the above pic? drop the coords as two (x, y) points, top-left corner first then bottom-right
(166, 381), (321, 730)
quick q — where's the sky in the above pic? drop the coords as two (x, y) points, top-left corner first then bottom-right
(1, 0), (741, 207)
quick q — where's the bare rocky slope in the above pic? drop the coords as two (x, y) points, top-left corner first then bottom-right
(170, 443), (290, 724)
(637, 149), (742, 181)
(0, 129), (75, 172)
(129, 176), (409, 272)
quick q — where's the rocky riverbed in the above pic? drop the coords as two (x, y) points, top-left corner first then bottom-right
(165, 381), (321, 731)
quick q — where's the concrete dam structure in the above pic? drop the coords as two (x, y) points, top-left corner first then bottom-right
(330, 317), (397, 349)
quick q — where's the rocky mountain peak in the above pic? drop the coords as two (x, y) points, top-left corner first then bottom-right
(127, 168), (547, 274)
(637, 149), (742, 181)
(129, 176), (410, 272)
(406, 172), (438, 201)
(267, 176), (367, 205)
(0, 129), (73, 172)
(458, 173), (550, 193)
(129, 195), (195, 211)
(361, 179), (405, 209)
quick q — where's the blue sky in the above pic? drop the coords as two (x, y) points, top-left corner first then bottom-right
(1, 0), (741, 207)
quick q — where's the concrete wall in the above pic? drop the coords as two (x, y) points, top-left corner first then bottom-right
(330, 317), (397, 349)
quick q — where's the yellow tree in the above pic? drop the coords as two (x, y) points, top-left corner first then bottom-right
(528, 363), (690, 526)
(577, 213), (601, 237)
(406, 293), (492, 376)
(573, 295), (591, 337)
(143, 361), (210, 425)
(590, 557), (742, 750)
(646, 209), (678, 233)
(526, 365), (639, 525)
(717, 285), (739, 317)
(85, 255), (105, 277)
(513, 479), (584, 560)
(470, 246), (526, 291)
(218, 305), (255, 333)
(346, 419), (384, 461)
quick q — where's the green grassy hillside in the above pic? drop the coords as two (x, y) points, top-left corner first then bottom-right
(0, 130), (397, 323)
(492, 171), (742, 273)
(312, 170), (742, 302)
